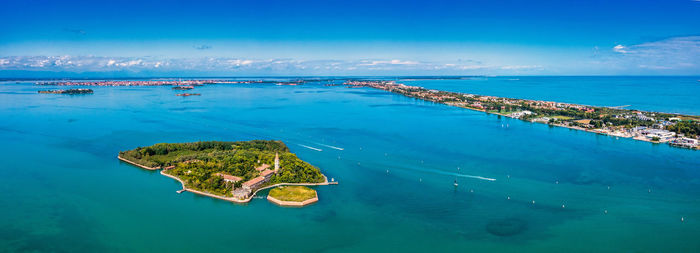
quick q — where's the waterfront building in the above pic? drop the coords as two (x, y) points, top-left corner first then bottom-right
(644, 129), (676, 141)
(670, 137), (699, 149)
(242, 176), (267, 191)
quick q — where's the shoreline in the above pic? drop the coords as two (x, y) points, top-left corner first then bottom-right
(348, 81), (698, 150)
(459, 106), (698, 148)
(117, 156), (160, 170)
(118, 155), (337, 204)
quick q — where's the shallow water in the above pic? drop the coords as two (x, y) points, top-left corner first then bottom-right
(0, 78), (699, 252)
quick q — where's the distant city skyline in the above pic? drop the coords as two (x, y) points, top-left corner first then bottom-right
(1, 0), (699, 77)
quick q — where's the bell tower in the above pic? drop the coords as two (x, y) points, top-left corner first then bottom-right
(274, 152), (280, 172)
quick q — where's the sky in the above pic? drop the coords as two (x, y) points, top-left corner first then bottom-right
(0, 0), (699, 77)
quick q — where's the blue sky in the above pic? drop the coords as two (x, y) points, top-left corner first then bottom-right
(1, 0), (699, 77)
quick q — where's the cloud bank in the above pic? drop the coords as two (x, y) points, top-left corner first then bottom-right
(0, 56), (544, 76)
(1, 36), (697, 77)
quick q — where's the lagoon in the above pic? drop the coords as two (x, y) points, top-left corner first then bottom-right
(0, 77), (699, 252)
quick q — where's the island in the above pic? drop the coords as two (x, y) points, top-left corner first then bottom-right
(345, 80), (700, 149)
(37, 88), (93, 94)
(118, 140), (336, 204)
(267, 186), (318, 206)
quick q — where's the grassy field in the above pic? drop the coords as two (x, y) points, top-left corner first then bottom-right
(268, 186), (317, 202)
(552, 115), (574, 120)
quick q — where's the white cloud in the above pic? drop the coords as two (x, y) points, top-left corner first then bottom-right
(613, 45), (627, 53)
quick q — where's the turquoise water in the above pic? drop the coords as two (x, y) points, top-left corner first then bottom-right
(0, 77), (699, 252)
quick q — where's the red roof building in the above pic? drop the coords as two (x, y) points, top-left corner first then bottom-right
(242, 176), (266, 190)
(255, 164), (270, 172)
(214, 173), (242, 183)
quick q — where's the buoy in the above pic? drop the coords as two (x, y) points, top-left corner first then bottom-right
(555, 180), (559, 184)
(507, 196), (511, 200)
(469, 189), (474, 193)
(507, 175), (511, 179)
(681, 217), (684, 222)
(386, 169), (389, 174)
(419, 178), (422, 182)
(607, 186), (611, 190)
(562, 204), (565, 208)
(648, 189), (651, 193)
(532, 200), (536, 204)
(604, 210), (608, 214)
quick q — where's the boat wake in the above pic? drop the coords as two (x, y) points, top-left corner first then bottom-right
(395, 163), (497, 182)
(457, 174), (497, 181)
(314, 143), (344, 150)
(298, 144), (323, 151)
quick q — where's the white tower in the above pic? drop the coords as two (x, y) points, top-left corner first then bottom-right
(274, 152), (280, 172)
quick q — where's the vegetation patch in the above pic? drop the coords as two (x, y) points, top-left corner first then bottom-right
(268, 186), (317, 202)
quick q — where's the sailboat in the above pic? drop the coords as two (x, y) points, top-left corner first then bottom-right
(454, 167), (460, 187)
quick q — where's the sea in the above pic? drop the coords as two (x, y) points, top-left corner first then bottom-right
(0, 76), (699, 252)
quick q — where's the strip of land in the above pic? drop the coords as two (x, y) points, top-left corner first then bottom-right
(38, 88), (93, 94)
(345, 80), (700, 150)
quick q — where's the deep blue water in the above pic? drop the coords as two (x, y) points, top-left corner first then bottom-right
(0, 77), (699, 252)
